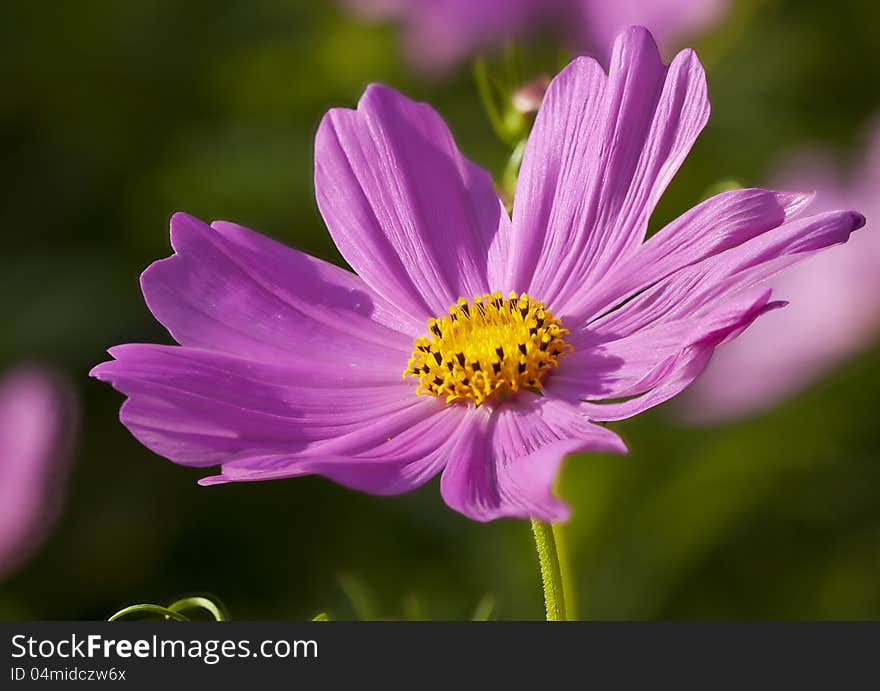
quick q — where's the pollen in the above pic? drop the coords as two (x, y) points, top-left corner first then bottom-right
(403, 291), (573, 405)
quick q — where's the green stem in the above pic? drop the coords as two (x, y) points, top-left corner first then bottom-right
(473, 58), (512, 146)
(473, 58), (527, 149)
(500, 139), (527, 208)
(530, 519), (568, 621)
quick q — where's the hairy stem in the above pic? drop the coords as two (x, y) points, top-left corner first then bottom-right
(530, 519), (569, 621)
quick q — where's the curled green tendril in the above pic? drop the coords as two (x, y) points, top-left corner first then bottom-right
(107, 604), (190, 622)
(167, 596), (228, 622)
(108, 595), (228, 622)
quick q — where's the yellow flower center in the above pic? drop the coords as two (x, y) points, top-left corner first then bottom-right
(404, 291), (573, 406)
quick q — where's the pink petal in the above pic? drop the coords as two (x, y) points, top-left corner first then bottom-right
(90, 344), (430, 467)
(573, 290), (784, 420)
(439, 397), (627, 522)
(203, 403), (466, 496)
(315, 84), (508, 319)
(564, 188), (811, 324)
(507, 27), (709, 311)
(583, 346), (715, 421)
(591, 209), (865, 339)
(551, 313), (729, 401)
(142, 213), (419, 365)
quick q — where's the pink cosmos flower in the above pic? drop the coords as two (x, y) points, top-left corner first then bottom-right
(0, 367), (76, 580)
(683, 124), (879, 423)
(91, 28), (864, 522)
(345, 0), (729, 71)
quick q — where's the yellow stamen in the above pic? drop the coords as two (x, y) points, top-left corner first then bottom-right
(403, 291), (573, 406)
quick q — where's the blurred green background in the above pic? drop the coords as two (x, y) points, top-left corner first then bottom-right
(1, 0), (878, 620)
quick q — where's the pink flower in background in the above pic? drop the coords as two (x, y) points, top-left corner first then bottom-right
(0, 367), (77, 580)
(345, 0), (729, 71)
(92, 28), (863, 522)
(683, 124), (879, 423)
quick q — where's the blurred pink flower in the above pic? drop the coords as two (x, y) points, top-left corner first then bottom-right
(0, 367), (77, 580)
(345, 0), (729, 71)
(684, 124), (880, 422)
